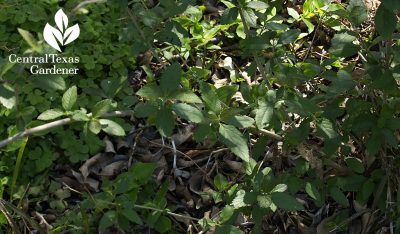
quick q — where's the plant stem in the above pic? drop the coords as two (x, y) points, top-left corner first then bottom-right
(0, 110), (134, 148)
(133, 204), (199, 221)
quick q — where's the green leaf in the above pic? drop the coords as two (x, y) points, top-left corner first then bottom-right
(257, 195), (272, 208)
(134, 102), (157, 118)
(215, 225), (244, 234)
(271, 184), (288, 193)
(71, 111), (90, 121)
(99, 119), (125, 136)
(154, 216), (172, 233)
(279, 29), (300, 44)
(0, 83), (16, 109)
(225, 115), (254, 128)
(172, 103), (204, 123)
(160, 62), (181, 95)
(345, 157), (364, 173)
(220, 205), (235, 223)
(99, 211), (117, 231)
(216, 85), (238, 104)
(32, 75), (66, 91)
(88, 119), (101, 135)
(329, 32), (360, 57)
(317, 118), (338, 139)
(193, 123), (213, 142)
(214, 174), (229, 191)
(347, 0), (368, 26)
(218, 124), (250, 162)
(247, 1), (269, 10)
(255, 99), (273, 129)
(171, 90), (202, 103)
(121, 209), (143, 225)
(92, 99), (112, 118)
(330, 187), (349, 207)
(375, 5), (397, 39)
(305, 182), (321, 201)
(136, 84), (163, 100)
(271, 193), (304, 211)
(62, 86), (77, 111)
(242, 8), (257, 28)
(38, 109), (64, 120)
(17, 28), (40, 51)
(221, 7), (239, 24)
(155, 105), (175, 137)
(200, 82), (222, 113)
(287, 7), (300, 20)
(381, 0), (400, 10)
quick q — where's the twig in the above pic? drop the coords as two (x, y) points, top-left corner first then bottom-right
(249, 126), (283, 141)
(134, 204), (199, 221)
(302, 20), (321, 62)
(0, 110), (134, 148)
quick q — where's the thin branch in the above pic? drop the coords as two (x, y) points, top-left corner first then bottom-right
(0, 110), (134, 148)
(133, 204), (199, 221)
(249, 126), (283, 141)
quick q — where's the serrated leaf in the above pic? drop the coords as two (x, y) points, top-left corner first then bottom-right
(88, 119), (101, 135)
(242, 8), (257, 28)
(255, 99), (273, 129)
(329, 32), (360, 57)
(71, 111), (90, 121)
(375, 4), (397, 39)
(92, 99), (112, 118)
(62, 86), (77, 111)
(155, 105), (175, 137)
(136, 84), (163, 100)
(99, 211), (117, 231)
(171, 90), (202, 103)
(317, 118), (338, 139)
(271, 193), (304, 211)
(221, 7), (239, 24)
(216, 85), (238, 104)
(218, 124), (250, 162)
(225, 115), (254, 128)
(172, 103), (204, 123)
(99, 119), (125, 136)
(200, 82), (222, 113)
(38, 109), (64, 120)
(160, 62), (181, 95)
(345, 157), (364, 173)
(134, 102), (157, 118)
(257, 195), (272, 208)
(121, 209), (143, 225)
(32, 75), (66, 91)
(347, 0), (368, 26)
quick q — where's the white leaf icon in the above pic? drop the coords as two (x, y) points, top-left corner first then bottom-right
(64, 24), (80, 45)
(55, 9), (68, 32)
(43, 23), (63, 52)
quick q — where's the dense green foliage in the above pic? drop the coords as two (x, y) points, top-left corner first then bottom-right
(0, 0), (399, 233)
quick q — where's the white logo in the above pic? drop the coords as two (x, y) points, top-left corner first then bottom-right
(43, 9), (80, 52)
